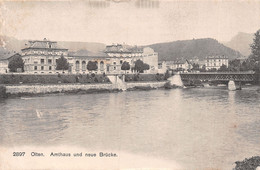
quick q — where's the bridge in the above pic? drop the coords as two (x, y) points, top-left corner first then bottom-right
(180, 71), (256, 82)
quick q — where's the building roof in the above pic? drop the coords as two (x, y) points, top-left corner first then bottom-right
(104, 44), (143, 53)
(205, 55), (228, 59)
(0, 51), (20, 60)
(21, 38), (68, 51)
(68, 50), (109, 59)
(166, 59), (190, 65)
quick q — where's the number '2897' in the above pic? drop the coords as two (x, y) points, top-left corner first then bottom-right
(13, 152), (25, 156)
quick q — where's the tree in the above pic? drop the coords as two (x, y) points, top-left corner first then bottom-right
(192, 63), (200, 71)
(250, 29), (260, 72)
(228, 59), (241, 71)
(240, 58), (257, 71)
(56, 54), (69, 71)
(218, 64), (229, 72)
(121, 61), (130, 74)
(8, 55), (24, 72)
(87, 61), (98, 72)
(200, 65), (206, 72)
(143, 63), (150, 71)
(164, 70), (170, 80)
(133, 59), (150, 73)
(250, 29), (260, 62)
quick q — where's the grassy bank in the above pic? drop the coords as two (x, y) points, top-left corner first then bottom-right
(0, 74), (110, 85)
(124, 74), (167, 82)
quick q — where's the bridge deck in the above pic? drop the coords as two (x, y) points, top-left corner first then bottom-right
(180, 71), (256, 82)
(180, 71), (255, 75)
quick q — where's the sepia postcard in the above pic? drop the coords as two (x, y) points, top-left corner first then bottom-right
(0, 0), (260, 169)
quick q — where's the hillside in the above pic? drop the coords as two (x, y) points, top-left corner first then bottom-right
(1, 36), (243, 61)
(0, 36), (106, 59)
(146, 38), (243, 61)
(223, 32), (253, 57)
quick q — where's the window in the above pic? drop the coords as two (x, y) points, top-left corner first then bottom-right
(120, 60), (123, 64)
(34, 66), (37, 70)
(82, 61), (86, 71)
(48, 59), (52, 64)
(41, 66), (44, 70)
(76, 61), (80, 71)
(41, 59), (44, 64)
(113, 62), (116, 65)
(114, 66), (116, 70)
(100, 61), (104, 70)
(49, 66), (52, 70)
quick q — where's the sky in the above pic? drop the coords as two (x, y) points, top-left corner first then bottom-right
(1, 0), (260, 45)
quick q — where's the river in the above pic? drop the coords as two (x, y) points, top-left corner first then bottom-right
(0, 86), (260, 170)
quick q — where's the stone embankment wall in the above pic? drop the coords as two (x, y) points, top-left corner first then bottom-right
(126, 81), (167, 89)
(4, 81), (167, 95)
(6, 84), (115, 94)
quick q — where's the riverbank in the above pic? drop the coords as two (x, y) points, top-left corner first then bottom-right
(0, 81), (168, 98)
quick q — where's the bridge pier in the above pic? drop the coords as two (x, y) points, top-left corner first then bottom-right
(168, 73), (183, 87)
(228, 80), (236, 91)
(228, 80), (242, 90)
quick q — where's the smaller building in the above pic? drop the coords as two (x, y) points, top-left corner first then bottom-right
(0, 52), (21, 73)
(205, 55), (229, 70)
(0, 59), (8, 73)
(158, 61), (167, 73)
(165, 59), (192, 71)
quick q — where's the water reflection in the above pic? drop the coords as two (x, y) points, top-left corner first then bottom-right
(0, 87), (260, 169)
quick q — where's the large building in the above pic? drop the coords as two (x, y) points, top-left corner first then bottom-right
(20, 40), (159, 74)
(104, 44), (158, 74)
(205, 55), (229, 70)
(68, 50), (109, 74)
(21, 38), (69, 74)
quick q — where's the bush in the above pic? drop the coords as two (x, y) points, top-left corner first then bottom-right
(133, 74), (139, 81)
(124, 74), (165, 82)
(164, 82), (172, 89)
(235, 156), (260, 170)
(164, 70), (170, 80)
(0, 85), (7, 98)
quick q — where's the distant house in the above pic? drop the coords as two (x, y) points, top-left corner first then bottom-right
(205, 55), (229, 70)
(0, 52), (21, 73)
(158, 61), (167, 73)
(165, 59), (192, 71)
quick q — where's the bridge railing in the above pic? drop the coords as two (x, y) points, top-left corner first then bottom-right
(180, 71), (255, 75)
